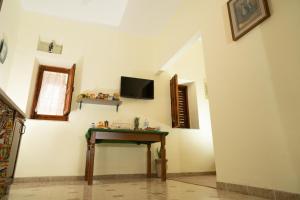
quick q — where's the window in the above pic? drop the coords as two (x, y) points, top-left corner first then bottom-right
(178, 85), (190, 128)
(170, 74), (191, 128)
(30, 65), (76, 121)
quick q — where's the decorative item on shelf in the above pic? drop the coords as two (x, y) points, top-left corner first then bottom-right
(134, 117), (140, 130)
(37, 38), (63, 54)
(77, 93), (88, 101)
(96, 93), (104, 99)
(104, 120), (109, 128)
(113, 93), (120, 101)
(0, 39), (8, 64)
(227, 0), (270, 41)
(89, 93), (96, 99)
(103, 94), (109, 100)
(77, 92), (122, 111)
(48, 40), (55, 53)
(90, 123), (96, 128)
(78, 92), (119, 101)
(97, 121), (106, 129)
(107, 95), (113, 101)
(96, 93), (109, 100)
(143, 118), (149, 129)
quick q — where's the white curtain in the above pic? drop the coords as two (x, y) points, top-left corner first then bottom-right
(36, 71), (68, 116)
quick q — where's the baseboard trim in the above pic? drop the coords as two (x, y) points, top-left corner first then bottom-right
(14, 171), (216, 184)
(14, 174), (146, 183)
(167, 171), (216, 178)
(14, 176), (85, 183)
(216, 181), (300, 200)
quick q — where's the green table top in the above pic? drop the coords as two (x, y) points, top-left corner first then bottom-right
(85, 128), (169, 144)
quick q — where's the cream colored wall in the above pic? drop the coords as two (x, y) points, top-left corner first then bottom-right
(0, 0), (22, 90)
(155, 0), (300, 194)
(164, 41), (215, 172)
(260, 1), (300, 192)
(186, 82), (199, 129)
(5, 10), (215, 177)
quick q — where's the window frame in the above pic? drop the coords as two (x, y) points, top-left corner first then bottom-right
(30, 65), (75, 121)
(170, 74), (180, 128)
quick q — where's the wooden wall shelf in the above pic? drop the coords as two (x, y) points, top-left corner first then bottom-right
(77, 98), (122, 112)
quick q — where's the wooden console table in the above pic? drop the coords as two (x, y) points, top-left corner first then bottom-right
(85, 128), (168, 185)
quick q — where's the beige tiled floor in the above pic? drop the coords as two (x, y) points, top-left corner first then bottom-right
(7, 178), (267, 200)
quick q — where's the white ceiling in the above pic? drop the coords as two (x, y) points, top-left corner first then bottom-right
(119, 0), (181, 36)
(22, 0), (128, 26)
(21, 0), (181, 36)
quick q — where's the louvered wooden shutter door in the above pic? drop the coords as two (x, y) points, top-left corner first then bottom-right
(170, 75), (180, 128)
(178, 85), (190, 128)
(30, 65), (45, 119)
(63, 64), (76, 116)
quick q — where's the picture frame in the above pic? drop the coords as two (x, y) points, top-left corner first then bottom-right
(0, 0), (3, 12)
(227, 0), (270, 41)
(0, 39), (8, 64)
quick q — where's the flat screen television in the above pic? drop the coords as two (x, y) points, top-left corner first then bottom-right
(120, 76), (154, 99)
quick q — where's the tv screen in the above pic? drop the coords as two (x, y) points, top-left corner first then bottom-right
(120, 76), (154, 99)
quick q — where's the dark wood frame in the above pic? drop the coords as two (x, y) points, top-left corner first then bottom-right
(178, 85), (190, 129)
(0, 39), (8, 64)
(8, 115), (25, 179)
(0, 0), (3, 12)
(227, 0), (270, 41)
(85, 130), (167, 185)
(30, 65), (75, 121)
(170, 74), (179, 128)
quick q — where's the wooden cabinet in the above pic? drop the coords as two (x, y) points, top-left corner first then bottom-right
(0, 89), (26, 199)
(7, 117), (24, 179)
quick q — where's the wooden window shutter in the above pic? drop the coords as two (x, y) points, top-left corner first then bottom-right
(64, 64), (76, 116)
(178, 85), (190, 128)
(170, 74), (180, 128)
(30, 65), (45, 119)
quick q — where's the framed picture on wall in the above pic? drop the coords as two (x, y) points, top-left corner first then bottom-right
(0, 39), (8, 64)
(227, 0), (270, 41)
(0, 0), (3, 12)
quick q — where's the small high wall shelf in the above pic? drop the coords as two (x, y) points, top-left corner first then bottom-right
(77, 98), (122, 112)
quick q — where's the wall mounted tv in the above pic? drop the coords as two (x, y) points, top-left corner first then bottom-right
(120, 76), (154, 99)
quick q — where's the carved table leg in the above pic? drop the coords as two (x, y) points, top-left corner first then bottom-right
(88, 132), (96, 185)
(160, 136), (166, 181)
(85, 141), (90, 181)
